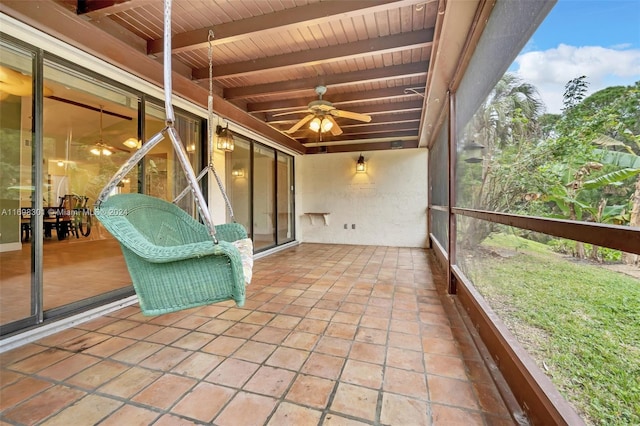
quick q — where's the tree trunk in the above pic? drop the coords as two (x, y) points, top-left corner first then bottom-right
(570, 203), (586, 259)
(623, 175), (640, 265)
(589, 199), (606, 262)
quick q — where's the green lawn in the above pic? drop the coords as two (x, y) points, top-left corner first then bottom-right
(465, 234), (640, 425)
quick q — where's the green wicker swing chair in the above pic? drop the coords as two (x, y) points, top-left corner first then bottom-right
(94, 0), (252, 316)
(95, 193), (249, 316)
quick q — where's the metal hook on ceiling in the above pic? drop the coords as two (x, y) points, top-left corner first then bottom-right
(404, 87), (425, 98)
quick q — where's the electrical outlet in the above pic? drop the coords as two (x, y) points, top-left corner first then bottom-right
(352, 224), (356, 229)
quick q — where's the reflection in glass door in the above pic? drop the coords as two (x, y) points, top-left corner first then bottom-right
(0, 38), (208, 337)
(226, 136), (295, 252)
(0, 40), (36, 329)
(277, 152), (294, 244)
(227, 136), (252, 235)
(144, 102), (202, 216)
(253, 143), (276, 250)
(41, 60), (139, 314)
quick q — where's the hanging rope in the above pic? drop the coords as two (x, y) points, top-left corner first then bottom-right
(174, 30), (236, 221)
(93, 0), (252, 315)
(97, 0), (218, 241)
(207, 30), (215, 169)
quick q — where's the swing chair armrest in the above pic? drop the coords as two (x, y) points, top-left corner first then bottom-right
(215, 223), (248, 242)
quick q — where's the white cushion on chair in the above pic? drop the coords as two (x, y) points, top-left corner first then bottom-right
(232, 238), (253, 285)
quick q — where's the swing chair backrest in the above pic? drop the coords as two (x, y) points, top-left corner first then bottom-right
(96, 192), (248, 258)
(104, 193), (211, 248)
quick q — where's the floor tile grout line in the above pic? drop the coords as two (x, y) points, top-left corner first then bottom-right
(1, 244), (513, 425)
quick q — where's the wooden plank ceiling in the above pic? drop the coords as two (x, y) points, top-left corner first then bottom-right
(9, 0), (440, 154)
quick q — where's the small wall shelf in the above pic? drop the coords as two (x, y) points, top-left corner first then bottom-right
(304, 212), (330, 226)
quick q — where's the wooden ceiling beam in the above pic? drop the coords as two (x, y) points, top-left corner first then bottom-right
(305, 140), (419, 154)
(288, 122), (419, 139)
(75, 0), (131, 16)
(356, 100), (425, 115)
(224, 62), (428, 100)
(339, 122), (419, 135)
(264, 101), (424, 126)
(193, 30), (433, 80)
(247, 84), (426, 114)
(340, 110), (423, 126)
(297, 129), (418, 144)
(268, 110), (423, 127)
(0, 0), (305, 154)
(147, 0), (427, 55)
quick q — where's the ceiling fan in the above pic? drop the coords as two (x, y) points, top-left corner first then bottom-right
(278, 86), (371, 136)
(90, 106), (130, 156)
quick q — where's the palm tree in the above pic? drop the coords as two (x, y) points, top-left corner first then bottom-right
(470, 73), (543, 153)
(460, 73), (544, 247)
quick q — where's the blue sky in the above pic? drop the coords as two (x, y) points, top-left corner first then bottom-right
(511, 0), (640, 113)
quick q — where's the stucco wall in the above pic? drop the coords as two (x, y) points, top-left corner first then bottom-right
(297, 149), (429, 247)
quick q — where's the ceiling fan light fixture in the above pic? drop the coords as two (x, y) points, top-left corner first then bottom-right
(321, 117), (333, 132)
(309, 117), (321, 132)
(90, 146), (112, 156)
(309, 116), (333, 133)
(123, 137), (141, 149)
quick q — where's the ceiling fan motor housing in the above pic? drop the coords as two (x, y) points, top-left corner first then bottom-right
(315, 85), (328, 98)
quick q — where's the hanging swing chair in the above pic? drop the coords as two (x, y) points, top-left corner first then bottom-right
(94, 0), (252, 316)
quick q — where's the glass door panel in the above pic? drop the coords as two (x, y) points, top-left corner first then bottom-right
(276, 152), (294, 244)
(0, 41), (36, 328)
(253, 143), (275, 250)
(144, 102), (202, 216)
(227, 136), (251, 235)
(42, 61), (139, 312)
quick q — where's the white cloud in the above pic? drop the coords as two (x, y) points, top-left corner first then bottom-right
(513, 44), (640, 113)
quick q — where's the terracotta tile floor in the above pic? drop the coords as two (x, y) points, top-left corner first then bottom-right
(0, 244), (516, 425)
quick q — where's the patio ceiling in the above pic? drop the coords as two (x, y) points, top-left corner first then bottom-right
(1, 0), (462, 155)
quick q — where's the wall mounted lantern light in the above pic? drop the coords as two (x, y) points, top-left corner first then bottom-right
(232, 167), (245, 178)
(216, 124), (235, 152)
(356, 154), (366, 173)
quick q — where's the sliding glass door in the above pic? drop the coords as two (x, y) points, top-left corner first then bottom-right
(277, 152), (294, 244)
(0, 40), (36, 328)
(226, 137), (295, 252)
(0, 35), (206, 336)
(39, 60), (141, 314)
(227, 136), (252, 234)
(253, 143), (276, 250)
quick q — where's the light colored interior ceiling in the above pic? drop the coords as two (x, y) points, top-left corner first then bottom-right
(0, 0), (482, 155)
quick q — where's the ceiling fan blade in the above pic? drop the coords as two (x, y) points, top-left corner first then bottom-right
(330, 109), (372, 123)
(285, 114), (315, 134)
(111, 145), (130, 153)
(326, 116), (343, 136)
(93, 142), (129, 154)
(272, 109), (312, 117)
